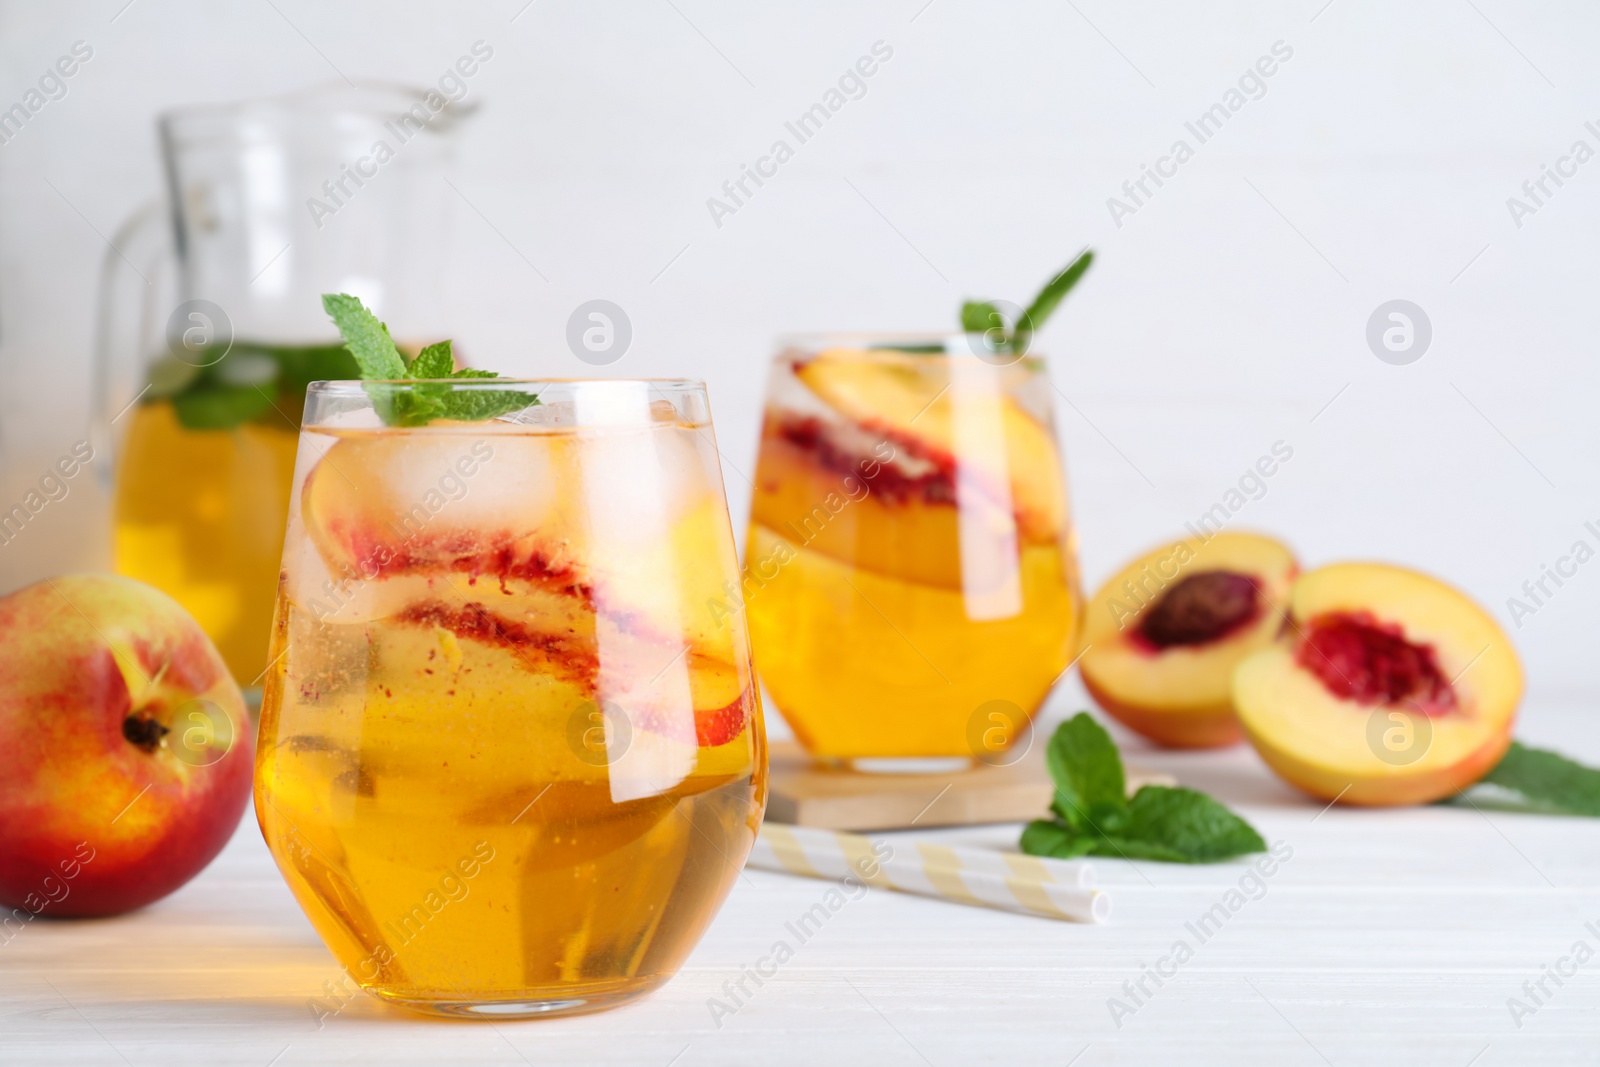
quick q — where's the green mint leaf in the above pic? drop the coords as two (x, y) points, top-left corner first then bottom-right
(875, 343), (947, 354)
(1046, 712), (1127, 831)
(409, 340), (454, 379)
(319, 293), (534, 425)
(1080, 835), (1200, 864)
(151, 342), (358, 431)
(211, 350), (279, 388)
(261, 342), (360, 396)
(960, 301), (1004, 335)
(321, 293), (408, 380)
(1123, 785), (1267, 862)
(171, 382), (276, 430)
(1024, 711), (1266, 864)
(145, 355), (202, 399)
(365, 378), (536, 425)
(1019, 820), (1097, 860)
(1019, 822), (1196, 863)
(1480, 742), (1600, 816)
(1016, 249), (1093, 339)
(436, 388), (536, 423)
(362, 382), (444, 428)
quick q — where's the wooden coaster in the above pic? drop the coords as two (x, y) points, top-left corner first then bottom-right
(765, 741), (1176, 831)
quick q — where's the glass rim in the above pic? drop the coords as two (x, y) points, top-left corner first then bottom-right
(160, 81), (476, 143)
(306, 377), (706, 393)
(777, 330), (1045, 347)
(301, 378), (713, 429)
(773, 331), (1047, 363)
(777, 330), (981, 346)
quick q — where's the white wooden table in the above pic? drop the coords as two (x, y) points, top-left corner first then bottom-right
(6, 693), (1598, 1066)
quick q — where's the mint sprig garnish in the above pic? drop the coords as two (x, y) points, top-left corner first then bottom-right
(320, 293), (536, 427)
(1466, 742), (1600, 816)
(932, 249), (1094, 356)
(1021, 712), (1267, 864)
(320, 293), (409, 380)
(408, 340), (455, 380)
(1014, 249), (1094, 347)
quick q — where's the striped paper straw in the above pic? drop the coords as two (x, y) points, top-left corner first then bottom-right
(750, 823), (1110, 924)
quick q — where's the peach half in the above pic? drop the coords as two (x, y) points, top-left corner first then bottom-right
(1079, 532), (1297, 748)
(1233, 562), (1522, 806)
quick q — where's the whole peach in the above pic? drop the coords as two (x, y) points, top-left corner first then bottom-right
(0, 575), (253, 918)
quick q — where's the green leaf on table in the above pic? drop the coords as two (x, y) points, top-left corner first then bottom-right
(1020, 820), (1098, 859)
(1124, 785), (1268, 862)
(1021, 822), (1198, 864)
(1081, 835), (1199, 863)
(1021, 710), (1266, 865)
(1046, 711), (1126, 830)
(1478, 742), (1600, 816)
(320, 293), (408, 380)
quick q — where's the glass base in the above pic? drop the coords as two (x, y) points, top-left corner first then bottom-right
(369, 979), (663, 1021)
(841, 756), (975, 775)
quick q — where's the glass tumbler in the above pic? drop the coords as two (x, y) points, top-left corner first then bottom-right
(255, 379), (766, 1018)
(744, 336), (1080, 769)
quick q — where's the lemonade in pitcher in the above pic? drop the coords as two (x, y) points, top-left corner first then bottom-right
(254, 334), (764, 1017)
(113, 342), (355, 681)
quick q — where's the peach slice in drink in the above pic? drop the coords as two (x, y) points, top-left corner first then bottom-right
(793, 348), (1067, 544)
(294, 426), (753, 755)
(748, 415), (1017, 593)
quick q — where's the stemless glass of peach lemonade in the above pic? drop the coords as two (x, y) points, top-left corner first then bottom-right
(745, 336), (1081, 769)
(255, 377), (765, 1018)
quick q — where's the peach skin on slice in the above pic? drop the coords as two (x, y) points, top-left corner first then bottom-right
(1233, 562), (1522, 807)
(793, 349), (1067, 544)
(1079, 532), (1297, 748)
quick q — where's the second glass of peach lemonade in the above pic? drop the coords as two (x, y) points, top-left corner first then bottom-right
(745, 336), (1081, 768)
(255, 378), (765, 1018)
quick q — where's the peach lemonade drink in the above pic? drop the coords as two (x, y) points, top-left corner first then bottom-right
(254, 302), (763, 1018)
(745, 339), (1081, 763)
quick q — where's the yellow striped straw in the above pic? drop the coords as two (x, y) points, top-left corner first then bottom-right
(750, 823), (1109, 924)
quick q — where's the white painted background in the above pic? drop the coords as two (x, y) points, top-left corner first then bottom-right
(4, 3), (1600, 1063)
(2, 0), (1597, 705)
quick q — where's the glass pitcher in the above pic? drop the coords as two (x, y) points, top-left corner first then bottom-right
(94, 83), (472, 687)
